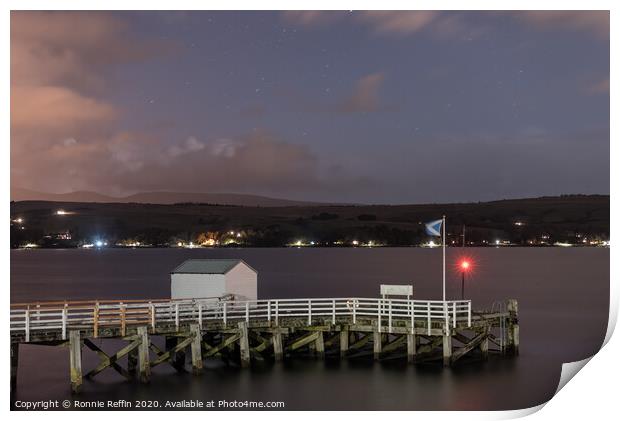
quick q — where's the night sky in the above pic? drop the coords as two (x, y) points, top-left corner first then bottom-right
(10, 11), (609, 204)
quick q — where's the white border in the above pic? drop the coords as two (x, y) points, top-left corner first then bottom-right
(2, 1), (616, 419)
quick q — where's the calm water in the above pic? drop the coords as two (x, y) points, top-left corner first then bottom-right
(10, 247), (609, 410)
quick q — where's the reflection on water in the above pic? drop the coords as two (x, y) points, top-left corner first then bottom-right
(10, 248), (609, 410)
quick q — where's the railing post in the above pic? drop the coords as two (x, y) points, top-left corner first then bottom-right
(62, 304), (68, 340)
(332, 299), (336, 325)
(353, 300), (356, 324)
(468, 301), (472, 327)
(120, 302), (127, 337)
(307, 300), (312, 326)
(223, 302), (227, 326)
(245, 302), (250, 323)
(275, 300), (279, 326)
(94, 302), (99, 338)
(175, 303), (179, 331)
(267, 300), (271, 323)
(198, 303), (203, 329)
(25, 309), (30, 342)
(377, 299), (382, 332)
(388, 300), (393, 333)
(443, 301), (449, 335)
(410, 300), (414, 334)
(150, 302), (156, 332)
(427, 302), (431, 335)
(453, 302), (457, 328)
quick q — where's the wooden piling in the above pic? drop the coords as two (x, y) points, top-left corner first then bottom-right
(315, 331), (325, 359)
(479, 332), (489, 360)
(339, 326), (349, 358)
(10, 343), (18, 392)
(190, 324), (203, 374)
(442, 334), (452, 367)
(137, 326), (150, 383)
(69, 330), (82, 393)
(407, 333), (416, 363)
(506, 299), (520, 356)
(273, 330), (283, 361)
(238, 322), (250, 368)
(373, 331), (382, 360)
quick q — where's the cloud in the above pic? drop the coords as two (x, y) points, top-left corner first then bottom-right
(283, 11), (608, 40)
(337, 72), (386, 113)
(10, 11), (175, 194)
(584, 78), (610, 95)
(514, 11), (609, 39)
(283, 11), (474, 39)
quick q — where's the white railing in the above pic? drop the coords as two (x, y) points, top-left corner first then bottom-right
(10, 297), (472, 341)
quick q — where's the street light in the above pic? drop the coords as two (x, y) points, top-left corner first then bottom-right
(459, 259), (471, 300)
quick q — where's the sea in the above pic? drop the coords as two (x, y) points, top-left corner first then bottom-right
(10, 247), (609, 410)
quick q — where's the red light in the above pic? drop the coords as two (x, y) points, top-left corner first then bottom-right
(460, 260), (471, 271)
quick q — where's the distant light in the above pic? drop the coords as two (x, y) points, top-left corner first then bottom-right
(56, 210), (67, 215)
(82, 243), (94, 249)
(295, 240), (303, 247)
(495, 239), (500, 245)
(14, 218), (23, 224)
(310, 241), (315, 245)
(367, 241), (373, 247)
(229, 231), (234, 235)
(236, 233), (242, 238)
(460, 260), (471, 270)
(428, 240), (436, 247)
(177, 241), (183, 247)
(514, 221), (525, 226)
(95, 240), (103, 247)
(23, 243), (38, 248)
(351, 240), (359, 246)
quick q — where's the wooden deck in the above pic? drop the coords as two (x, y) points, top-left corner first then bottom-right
(10, 297), (519, 394)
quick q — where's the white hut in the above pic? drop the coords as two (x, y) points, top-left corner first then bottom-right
(170, 259), (257, 301)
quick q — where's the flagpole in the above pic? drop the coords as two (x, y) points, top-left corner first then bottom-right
(442, 215), (446, 301)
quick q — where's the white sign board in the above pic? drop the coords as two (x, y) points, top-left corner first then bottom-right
(380, 284), (413, 297)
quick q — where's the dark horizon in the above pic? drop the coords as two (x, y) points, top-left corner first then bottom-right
(11, 11), (610, 204)
(10, 185), (610, 207)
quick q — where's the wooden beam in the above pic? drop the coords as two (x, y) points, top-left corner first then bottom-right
(450, 331), (487, 363)
(373, 331), (382, 360)
(85, 340), (140, 379)
(69, 330), (82, 394)
(381, 335), (406, 354)
(286, 332), (319, 351)
(407, 334), (416, 363)
(151, 336), (194, 368)
(442, 335), (452, 367)
(204, 333), (240, 358)
(348, 332), (372, 352)
(339, 326), (349, 358)
(137, 326), (150, 383)
(83, 339), (131, 379)
(238, 322), (250, 368)
(315, 331), (325, 359)
(417, 337), (442, 354)
(273, 330), (283, 361)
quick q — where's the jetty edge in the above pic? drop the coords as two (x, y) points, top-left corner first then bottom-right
(10, 296), (519, 394)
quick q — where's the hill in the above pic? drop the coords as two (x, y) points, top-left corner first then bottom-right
(9, 195), (609, 248)
(10, 187), (329, 207)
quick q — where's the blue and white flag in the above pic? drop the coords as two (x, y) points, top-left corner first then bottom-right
(425, 219), (443, 237)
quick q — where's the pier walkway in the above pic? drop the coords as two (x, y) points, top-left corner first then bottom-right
(10, 297), (519, 393)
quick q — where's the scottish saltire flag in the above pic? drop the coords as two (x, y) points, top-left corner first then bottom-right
(425, 219), (443, 236)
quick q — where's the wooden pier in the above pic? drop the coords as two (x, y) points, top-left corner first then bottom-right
(10, 297), (519, 394)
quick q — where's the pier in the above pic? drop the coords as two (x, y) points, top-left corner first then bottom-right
(10, 297), (519, 393)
